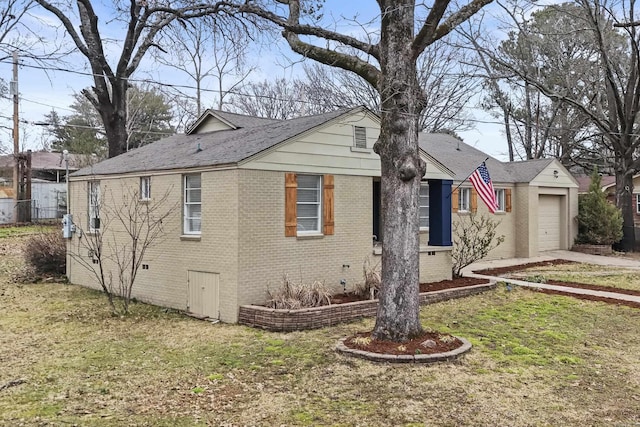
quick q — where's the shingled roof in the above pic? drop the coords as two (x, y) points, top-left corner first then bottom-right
(420, 133), (555, 183)
(72, 107), (360, 177)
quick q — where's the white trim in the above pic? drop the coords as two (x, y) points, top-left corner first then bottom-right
(296, 174), (322, 235)
(140, 176), (151, 200)
(458, 187), (471, 212)
(419, 182), (430, 230)
(183, 174), (202, 235)
(495, 188), (506, 212)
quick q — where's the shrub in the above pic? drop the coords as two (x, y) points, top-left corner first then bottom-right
(23, 230), (66, 276)
(353, 257), (381, 299)
(452, 213), (504, 277)
(266, 274), (331, 309)
(576, 171), (623, 245)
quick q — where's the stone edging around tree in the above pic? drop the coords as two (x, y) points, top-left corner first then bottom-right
(335, 336), (472, 364)
(238, 283), (495, 332)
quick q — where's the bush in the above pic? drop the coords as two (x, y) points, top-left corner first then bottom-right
(452, 213), (504, 277)
(576, 171), (623, 245)
(266, 274), (331, 309)
(23, 230), (66, 276)
(353, 257), (381, 299)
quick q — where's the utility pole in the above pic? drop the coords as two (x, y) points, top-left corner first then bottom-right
(11, 51), (19, 223)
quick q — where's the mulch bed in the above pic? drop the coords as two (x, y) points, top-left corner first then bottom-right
(343, 331), (463, 356)
(330, 277), (489, 305)
(473, 259), (576, 276)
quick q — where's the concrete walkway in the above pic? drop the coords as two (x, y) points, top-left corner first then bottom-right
(463, 250), (640, 305)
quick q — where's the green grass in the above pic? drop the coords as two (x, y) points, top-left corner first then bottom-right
(0, 224), (54, 239)
(1, 280), (639, 426)
(518, 263), (640, 292)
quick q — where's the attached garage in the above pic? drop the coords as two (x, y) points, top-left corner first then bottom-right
(538, 194), (562, 251)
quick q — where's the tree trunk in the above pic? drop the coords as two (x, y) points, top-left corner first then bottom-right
(372, 0), (424, 342)
(98, 81), (129, 158)
(616, 164), (636, 251)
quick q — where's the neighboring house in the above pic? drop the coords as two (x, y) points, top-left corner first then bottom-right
(66, 107), (577, 323)
(576, 174), (640, 226)
(0, 151), (89, 222)
(421, 134), (579, 259)
(0, 151), (88, 183)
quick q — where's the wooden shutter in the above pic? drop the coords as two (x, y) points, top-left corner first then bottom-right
(323, 175), (334, 235)
(285, 173), (297, 237)
(471, 189), (478, 213)
(505, 188), (512, 212)
(452, 188), (459, 213)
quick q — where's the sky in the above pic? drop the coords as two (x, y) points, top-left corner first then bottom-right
(0, 0), (510, 161)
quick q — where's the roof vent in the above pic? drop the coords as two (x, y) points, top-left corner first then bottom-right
(196, 143), (202, 153)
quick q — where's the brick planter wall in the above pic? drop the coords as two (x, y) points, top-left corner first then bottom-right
(572, 244), (613, 256)
(238, 283), (495, 332)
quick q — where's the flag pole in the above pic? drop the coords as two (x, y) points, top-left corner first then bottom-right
(447, 157), (490, 198)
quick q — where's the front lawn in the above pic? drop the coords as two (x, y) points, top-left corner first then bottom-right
(515, 262), (640, 292)
(1, 280), (638, 426)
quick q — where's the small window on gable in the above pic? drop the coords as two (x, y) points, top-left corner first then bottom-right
(495, 188), (505, 212)
(459, 188), (471, 212)
(353, 126), (367, 149)
(419, 182), (429, 229)
(140, 176), (151, 200)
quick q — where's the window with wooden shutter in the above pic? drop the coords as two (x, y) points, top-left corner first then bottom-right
(452, 188), (459, 213)
(285, 173), (297, 236)
(471, 189), (478, 213)
(506, 188), (512, 212)
(323, 175), (334, 235)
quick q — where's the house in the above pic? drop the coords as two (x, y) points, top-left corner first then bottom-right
(576, 173), (640, 226)
(420, 134), (579, 258)
(66, 107), (578, 323)
(0, 151), (90, 222)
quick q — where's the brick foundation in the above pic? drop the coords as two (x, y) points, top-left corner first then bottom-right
(572, 244), (613, 256)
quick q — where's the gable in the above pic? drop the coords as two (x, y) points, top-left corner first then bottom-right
(529, 159), (578, 188)
(240, 110), (383, 176)
(189, 113), (236, 134)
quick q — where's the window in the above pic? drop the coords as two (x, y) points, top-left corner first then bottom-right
(495, 188), (506, 212)
(296, 175), (322, 233)
(419, 182), (429, 229)
(140, 176), (151, 200)
(353, 126), (367, 149)
(637, 194), (640, 214)
(459, 187), (471, 212)
(184, 174), (201, 234)
(88, 181), (100, 231)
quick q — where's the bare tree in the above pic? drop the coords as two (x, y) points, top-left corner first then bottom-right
(467, 1), (606, 166)
(252, 39), (478, 133)
(71, 184), (176, 315)
(474, 0), (639, 251)
(222, 0), (493, 342)
(229, 77), (317, 119)
(33, 0), (230, 158)
(153, 16), (255, 126)
(451, 213), (504, 277)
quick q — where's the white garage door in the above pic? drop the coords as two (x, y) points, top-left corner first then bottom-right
(538, 195), (562, 251)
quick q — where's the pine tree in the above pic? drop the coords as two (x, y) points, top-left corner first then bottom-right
(577, 171), (623, 245)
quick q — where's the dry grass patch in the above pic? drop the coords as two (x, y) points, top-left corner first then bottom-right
(1, 229), (639, 426)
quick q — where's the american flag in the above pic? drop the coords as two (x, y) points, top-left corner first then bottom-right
(469, 162), (498, 214)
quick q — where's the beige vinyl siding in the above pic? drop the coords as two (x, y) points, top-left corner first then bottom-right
(530, 160), (579, 188)
(192, 118), (234, 133)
